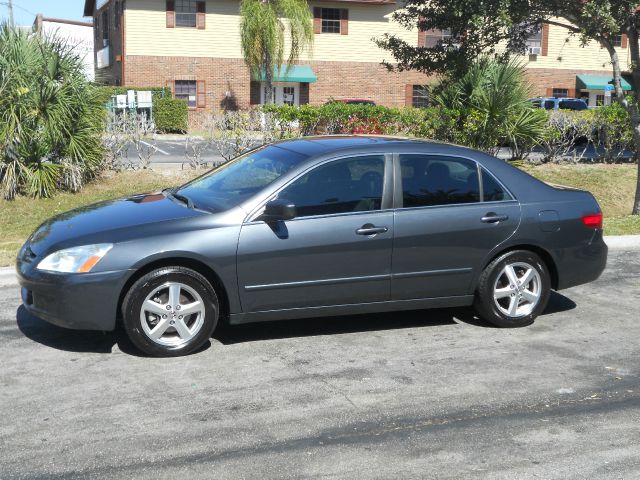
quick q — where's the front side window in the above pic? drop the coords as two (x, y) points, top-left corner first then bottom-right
(321, 8), (342, 34)
(279, 155), (385, 217)
(175, 80), (197, 108)
(176, 0), (197, 27)
(400, 155), (480, 207)
(176, 145), (308, 212)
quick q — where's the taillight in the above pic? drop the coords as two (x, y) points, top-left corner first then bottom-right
(582, 212), (603, 229)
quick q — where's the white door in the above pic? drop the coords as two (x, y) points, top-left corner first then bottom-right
(261, 82), (300, 106)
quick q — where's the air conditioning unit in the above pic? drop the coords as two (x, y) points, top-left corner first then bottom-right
(528, 46), (542, 56)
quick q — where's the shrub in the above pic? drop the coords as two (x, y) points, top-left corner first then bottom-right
(433, 58), (547, 157)
(0, 24), (105, 199)
(153, 96), (189, 133)
(592, 103), (634, 162)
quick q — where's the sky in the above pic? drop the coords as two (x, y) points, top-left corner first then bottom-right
(0, 0), (88, 26)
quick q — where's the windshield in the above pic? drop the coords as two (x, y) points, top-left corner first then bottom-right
(175, 145), (308, 212)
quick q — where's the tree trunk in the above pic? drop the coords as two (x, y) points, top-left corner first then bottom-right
(264, 52), (274, 105)
(604, 39), (640, 214)
(628, 28), (640, 214)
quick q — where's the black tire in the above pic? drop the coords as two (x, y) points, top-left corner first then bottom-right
(122, 266), (219, 357)
(473, 250), (551, 328)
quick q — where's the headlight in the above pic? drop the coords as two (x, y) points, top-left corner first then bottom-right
(37, 244), (113, 273)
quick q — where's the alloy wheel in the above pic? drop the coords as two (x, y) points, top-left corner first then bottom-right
(139, 282), (206, 346)
(492, 262), (542, 318)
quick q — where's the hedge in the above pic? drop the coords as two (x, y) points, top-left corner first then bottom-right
(262, 103), (636, 162)
(153, 96), (189, 133)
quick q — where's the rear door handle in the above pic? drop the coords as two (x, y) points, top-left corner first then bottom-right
(356, 224), (389, 236)
(481, 213), (509, 224)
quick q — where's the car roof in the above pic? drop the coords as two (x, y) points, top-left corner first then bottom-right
(272, 135), (481, 158)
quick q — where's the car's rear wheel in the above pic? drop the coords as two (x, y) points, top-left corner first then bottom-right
(474, 250), (551, 328)
(122, 267), (219, 357)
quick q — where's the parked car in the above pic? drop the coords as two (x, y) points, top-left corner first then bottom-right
(327, 99), (376, 106)
(530, 97), (589, 111)
(17, 136), (607, 357)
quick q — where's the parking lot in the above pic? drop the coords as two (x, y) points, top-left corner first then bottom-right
(1, 247), (639, 479)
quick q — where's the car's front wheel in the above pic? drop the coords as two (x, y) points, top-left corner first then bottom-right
(474, 250), (551, 328)
(122, 266), (219, 357)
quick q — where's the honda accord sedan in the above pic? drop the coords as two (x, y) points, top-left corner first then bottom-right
(17, 136), (607, 356)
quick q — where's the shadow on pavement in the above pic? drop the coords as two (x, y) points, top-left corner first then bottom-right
(16, 291), (576, 353)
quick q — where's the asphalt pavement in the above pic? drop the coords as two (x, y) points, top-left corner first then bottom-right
(0, 247), (639, 479)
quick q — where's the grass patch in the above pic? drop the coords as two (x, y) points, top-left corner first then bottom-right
(522, 163), (637, 218)
(0, 163), (638, 268)
(0, 170), (199, 267)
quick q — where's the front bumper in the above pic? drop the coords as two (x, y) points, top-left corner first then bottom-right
(17, 262), (131, 331)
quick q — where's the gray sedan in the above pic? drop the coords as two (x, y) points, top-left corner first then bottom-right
(17, 136), (607, 356)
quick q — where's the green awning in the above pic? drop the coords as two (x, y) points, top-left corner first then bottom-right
(576, 74), (632, 91)
(258, 65), (317, 83)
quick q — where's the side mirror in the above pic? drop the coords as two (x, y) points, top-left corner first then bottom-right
(263, 199), (296, 222)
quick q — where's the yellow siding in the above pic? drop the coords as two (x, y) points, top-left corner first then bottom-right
(125, 0), (418, 62)
(517, 18), (630, 71)
(125, 0), (243, 59)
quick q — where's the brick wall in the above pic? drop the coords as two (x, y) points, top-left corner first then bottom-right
(525, 67), (616, 97)
(124, 55), (432, 110)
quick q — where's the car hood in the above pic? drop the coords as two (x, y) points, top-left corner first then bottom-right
(27, 192), (206, 255)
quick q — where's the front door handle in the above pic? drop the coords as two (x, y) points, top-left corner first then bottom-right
(481, 213), (509, 224)
(356, 224), (389, 236)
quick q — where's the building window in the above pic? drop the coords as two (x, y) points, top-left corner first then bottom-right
(596, 94), (605, 106)
(525, 28), (542, 54)
(175, 80), (197, 108)
(114, 1), (121, 29)
(424, 29), (452, 48)
(321, 8), (341, 34)
(176, 0), (197, 28)
(101, 10), (109, 46)
(412, 85), (430, 108)
(552, 88), (569, 98)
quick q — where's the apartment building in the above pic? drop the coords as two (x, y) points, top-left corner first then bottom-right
(33, 15), (95, 81)
(83, 0), (632, 113)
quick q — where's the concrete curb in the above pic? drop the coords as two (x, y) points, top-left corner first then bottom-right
(604, 235), (640, 251)
(1, 235), (638, 288)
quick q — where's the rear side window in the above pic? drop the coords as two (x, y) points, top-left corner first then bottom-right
(279, 155), (385, 217)
(400, 155), (480, 207)
(482, 168), (513, 201)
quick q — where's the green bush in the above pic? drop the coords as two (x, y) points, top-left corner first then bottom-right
(153, 96), (188, 133)
(1, 24), (105, 199)
(592, 103), (634, 162)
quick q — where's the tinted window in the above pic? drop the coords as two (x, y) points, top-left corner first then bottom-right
(482, 168), (512, 201)
(543, 100), (556, 110)
(400, 155), (480, 207)
(177, 145), (308, 212)
(559, 99), (587, 111)
(279, 155), (385, 217)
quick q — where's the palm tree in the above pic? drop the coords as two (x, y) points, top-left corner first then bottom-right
(0, 24), (104, 199)
(434, 58), (546, 156)
(240, 0), (314, 105)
